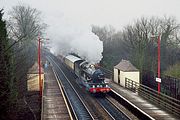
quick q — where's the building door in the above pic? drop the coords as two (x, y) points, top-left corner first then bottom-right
(118, 70), (120, 84)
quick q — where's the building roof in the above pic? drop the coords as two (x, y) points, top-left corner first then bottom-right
(114, 59), (138, 72)
(65, 55), (82, 63)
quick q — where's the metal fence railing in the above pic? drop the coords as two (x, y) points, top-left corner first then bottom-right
(125, 78), (180, 117)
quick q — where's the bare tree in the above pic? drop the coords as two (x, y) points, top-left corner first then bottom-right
(122, 16), (180, 74)
(7, 4), (47, 98)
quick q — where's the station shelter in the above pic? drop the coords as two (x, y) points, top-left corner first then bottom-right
(114, 59), (140, 87)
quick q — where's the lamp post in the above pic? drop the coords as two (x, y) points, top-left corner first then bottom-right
(38, 34), (49, 97)
(151, 33), (161, 94)
(157, 34), (161, 94)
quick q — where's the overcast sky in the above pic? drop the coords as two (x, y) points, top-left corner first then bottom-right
(1, 0), (180, 30)
(1, 0), (180, 62)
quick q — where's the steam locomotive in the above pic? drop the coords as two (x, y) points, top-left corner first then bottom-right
(64, 55), (111, 94)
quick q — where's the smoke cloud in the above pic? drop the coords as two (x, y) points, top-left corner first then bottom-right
(48, 15), (103, 63)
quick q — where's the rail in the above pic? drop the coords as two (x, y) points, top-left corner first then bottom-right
(125, 78), (180, 117)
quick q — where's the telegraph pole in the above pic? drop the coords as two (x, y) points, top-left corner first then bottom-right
(38, 34), (42, 97)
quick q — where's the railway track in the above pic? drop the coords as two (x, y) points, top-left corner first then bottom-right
(96, 97), (129, 120)
(47, 53), (135, 120)
(47, 56), (94, 120)
(105, 95), (139, 120)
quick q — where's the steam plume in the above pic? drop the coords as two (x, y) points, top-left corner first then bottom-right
(49, 15), (103, 63)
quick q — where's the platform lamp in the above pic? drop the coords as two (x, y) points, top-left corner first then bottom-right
(151, 33), (161, 94)
(38, 33), (49, 97)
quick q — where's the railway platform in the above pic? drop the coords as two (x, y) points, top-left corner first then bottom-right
(41, 65), (72, 120)
(109, 82), (180, 120)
